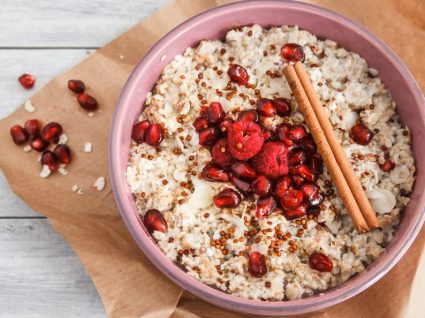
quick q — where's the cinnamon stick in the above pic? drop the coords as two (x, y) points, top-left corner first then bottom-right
(283, 64), (369, 233)
(293, 62), (380, 229)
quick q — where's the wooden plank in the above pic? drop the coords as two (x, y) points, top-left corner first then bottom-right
(0, 49), (94, 119)
(0, 0), (171, 48)
(0, 219), (106, 317)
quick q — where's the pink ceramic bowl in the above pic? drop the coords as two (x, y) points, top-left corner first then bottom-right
(109, 1), (425, 315)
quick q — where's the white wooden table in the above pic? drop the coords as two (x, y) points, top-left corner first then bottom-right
(0, 1), (170, 316)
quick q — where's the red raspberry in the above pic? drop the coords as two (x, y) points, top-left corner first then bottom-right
(227, 120), (264, 160)
(251, 141), (289, 179)
(211, 138), (234, 169)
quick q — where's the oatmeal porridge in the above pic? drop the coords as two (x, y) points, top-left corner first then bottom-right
(126, 25), (415, 300)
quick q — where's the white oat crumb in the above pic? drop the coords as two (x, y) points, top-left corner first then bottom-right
(23, 145), (32, 153)
(93, 177), (106, 191)
(77, 188), (84, 195)
(368, 68), (379, 77)
(58, 166), (68, 176)
(84, 142), (92, 153)
(40, 165), (51, 178)
(24, 100), (35, 113)
(58, 134), (68, 144)
(72, 184), (79, 192)
(88, 112), (95, 118)
(160, 54), (167, 62)
(120, 54), (124, 60)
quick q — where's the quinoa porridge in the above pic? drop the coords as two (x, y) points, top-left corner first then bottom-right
(126, 25), (415, 301)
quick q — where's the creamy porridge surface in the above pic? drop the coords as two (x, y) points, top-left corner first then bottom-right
(126, 25), (415, 300)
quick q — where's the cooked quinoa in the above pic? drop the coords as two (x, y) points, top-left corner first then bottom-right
(126, 25), (415, 300)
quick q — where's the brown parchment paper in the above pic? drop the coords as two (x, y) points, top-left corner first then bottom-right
(0, 0), (424, 317)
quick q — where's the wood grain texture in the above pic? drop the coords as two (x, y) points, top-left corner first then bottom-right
(0, 0), (171, 48)
(0, 219), (106, 318)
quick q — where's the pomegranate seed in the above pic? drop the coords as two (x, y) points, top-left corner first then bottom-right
(231, 162), (257, 181)
(202, 164), (230, 182)
(211, 138), (234, 169)
(227, 64), (249, 85)
(276, 123), (291, 141)
(10, 125), (28, 145)
(301, 184), (324, 206)
(248, 251), (267, 278)
(291, 164), (318, 183)
(251, 175), (271, 197)
(283, 137), (295, 147)
(237, 109), (259, 123)
(131, 120), (150, 143)
(280, 189), (304, 209)
(30, 136), (49, 152)
(256, 98), (276, 117)
(207, 102), (224, 124)
(350, 123), (374, 145)
(309, 252), (333, 272)
(230, 176), (251, 195)
(274, 98), (291, 117)
(201, 105), (209, 111)
(67, 79), (86, 94)
(213, 188), (241, 208)
(77, 93), (98, 111)
(24, 119), (41, 138)
(289, 148), (308, 167)
(144, 123), (163, 146)
(256, 196), (277, 218)
(275, 176), (292, 199)
(281, 43), (305, 63)
(380, 159), (395, 172)
(292, 175), (305, 188)
(218, 117), (234, 135)
(262, 129), (275, 141)
(289, 124), (307, 141)
(41, 122), (63, 143)
(193, 116), (209, 132)
(283, 203), (307, 220)
(41, 150), (58, 172)
(299, 134), (317, 153)
(307, 206), (321, 217)
(18, 73), (36, 89)
(143, 209), (167, 233)
(54, 144), (71, 164)
(310, 152), (323, 173)
(199, 127), (219, 146)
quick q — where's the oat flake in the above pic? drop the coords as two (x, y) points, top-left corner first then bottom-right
(24, 100), (35, 113)
(93, 177), (106, 191)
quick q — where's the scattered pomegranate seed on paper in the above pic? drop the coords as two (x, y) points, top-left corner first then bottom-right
(84, 142), (93, 153)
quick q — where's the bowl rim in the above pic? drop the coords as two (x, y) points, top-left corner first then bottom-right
(109, 0), (425, 315)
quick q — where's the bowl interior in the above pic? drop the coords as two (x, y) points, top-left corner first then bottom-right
(110, 1), (425, 315)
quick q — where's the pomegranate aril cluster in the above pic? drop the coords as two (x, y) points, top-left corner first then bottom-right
(192, 96), (325, 225)
(10, 119), (72, 176)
